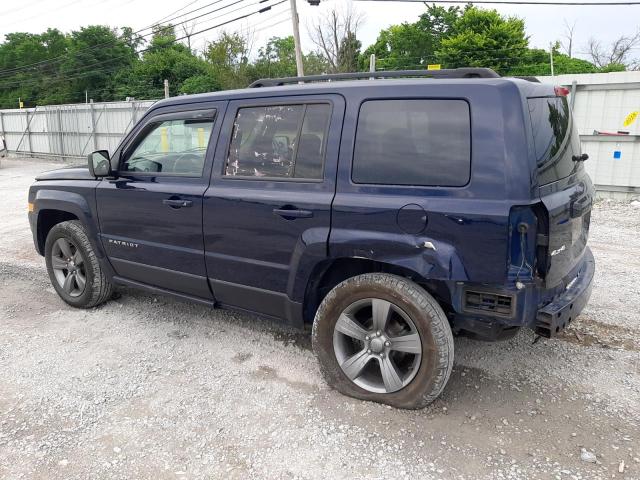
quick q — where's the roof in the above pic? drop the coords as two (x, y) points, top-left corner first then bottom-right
(155, 75), (553, 109)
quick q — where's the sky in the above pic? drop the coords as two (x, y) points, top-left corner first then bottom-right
(0, 0), (639, 63)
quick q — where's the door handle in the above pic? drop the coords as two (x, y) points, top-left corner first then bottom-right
(273, 207), (313, 219)
(163, 198), (193, 208)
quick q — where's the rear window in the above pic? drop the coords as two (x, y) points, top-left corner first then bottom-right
(352, 99), (471, 187)
(528, 96), (582, 185)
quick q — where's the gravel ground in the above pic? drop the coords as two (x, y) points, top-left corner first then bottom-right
(1, 158), (639, 480)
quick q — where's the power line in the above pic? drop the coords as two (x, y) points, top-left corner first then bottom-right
(252, 16), (291, 33)
(0, 0), (49, 17)
(0, 0), (243, 77)
(0, 0), (242, 77)
(152, 0), (205, 24)
(53, 19), (295, 100)
(0, 0), (286, 89)
(355, 0), (640, 4)
(54, 0), (275, 80)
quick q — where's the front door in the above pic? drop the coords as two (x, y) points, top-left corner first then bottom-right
(203, 95), (344, 320)
(97, 102), (226, 299)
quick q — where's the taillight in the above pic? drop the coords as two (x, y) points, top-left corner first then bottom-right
(554, 86), (570, 97)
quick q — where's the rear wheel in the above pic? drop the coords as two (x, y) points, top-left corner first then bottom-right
(312, 273), (454, 409)
(45, 220), (113, 308)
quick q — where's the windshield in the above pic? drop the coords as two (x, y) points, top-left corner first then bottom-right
(528, 96), (583, 185)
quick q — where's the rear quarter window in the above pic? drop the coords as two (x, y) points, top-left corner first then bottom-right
(528, 96), (582, 185)
(352, 99), (471, 187)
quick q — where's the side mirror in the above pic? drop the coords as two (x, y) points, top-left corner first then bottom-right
(88, 150), (112, 177)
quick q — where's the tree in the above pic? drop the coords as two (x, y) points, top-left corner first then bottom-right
(361, 5), (459, 70)
(181, 21), (198, 52)
(204, 31), (253, 89)
(59, 26), (138, 102)
(560, 19), (576, 57)
(510, 46), (598, 76)
(0, 29), (70, 107)
(115, 25), (211, 99)
(0, 26), (138, 106)
(308, 5), (364, 73)
(254, 36), (327, 79)
(337, 31), (361, 72)
(437, 6), (529, 75)
(179, 74), (220, 95)
(587, 31), (640, 70)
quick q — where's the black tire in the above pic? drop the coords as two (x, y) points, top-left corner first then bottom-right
(45, 220), (113, 308)
(312, 273), (454, 409)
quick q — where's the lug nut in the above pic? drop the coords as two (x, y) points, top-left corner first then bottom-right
(376, 330), (381, 336)
(379, 353), (384, 358)
(385, 341), (390, 347)
(365, 335), (370, 341)
(367, 349), (371, 354)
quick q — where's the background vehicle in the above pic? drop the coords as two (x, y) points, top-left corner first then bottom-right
(28, 69), (594, 409)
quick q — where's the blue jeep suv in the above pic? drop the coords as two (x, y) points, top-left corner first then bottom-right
(28, 69), (594, 409)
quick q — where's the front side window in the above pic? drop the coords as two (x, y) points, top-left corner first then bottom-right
(122, 115), (215, 176)
(225, 103), (331, 179)
(352, 99), (471, 187)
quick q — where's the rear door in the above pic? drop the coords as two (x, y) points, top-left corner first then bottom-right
(528, 94), (594, 287)
(97, 102), (226, 299)
(203, 95), (344, 320)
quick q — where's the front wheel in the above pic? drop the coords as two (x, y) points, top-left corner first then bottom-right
(45, 220), (113, 308)
(312, 273), (454, 409)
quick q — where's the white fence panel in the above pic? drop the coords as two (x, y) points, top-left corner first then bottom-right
(0, 100), (156, 160)
(538, 71), (640, 198)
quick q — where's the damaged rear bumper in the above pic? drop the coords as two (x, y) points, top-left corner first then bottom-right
(534, 247), (595, 338)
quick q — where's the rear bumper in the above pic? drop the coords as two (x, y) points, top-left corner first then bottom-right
(450, 246), (595, 340)
(534, 247), (595, 337)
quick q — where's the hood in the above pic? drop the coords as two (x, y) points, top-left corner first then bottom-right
(35, 164), (96, 181)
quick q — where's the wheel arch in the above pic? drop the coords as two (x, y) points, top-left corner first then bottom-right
(32, 189), (107, 265)
(36, 209), (79, 254)
(302, 257), (454, 325)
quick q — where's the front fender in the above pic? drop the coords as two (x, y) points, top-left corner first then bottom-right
(31, 187), (106, 261)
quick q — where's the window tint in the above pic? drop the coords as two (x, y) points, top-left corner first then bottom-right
(295, 104), (331, 179)
(225, 103), (331, 179)
(528, 96), (582, 185)
(123, 116), (214, 176)
(352, 100), (471, 187)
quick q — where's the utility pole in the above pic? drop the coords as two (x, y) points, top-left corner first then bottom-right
(549, 43), (555, 77)
(369, 54), (376, 79)
(289, 0), (304, 77)
(164, 79), (170, 99)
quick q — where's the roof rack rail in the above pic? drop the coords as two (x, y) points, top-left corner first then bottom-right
(512, 76), (541, 83)
(249, 68), (500, 88)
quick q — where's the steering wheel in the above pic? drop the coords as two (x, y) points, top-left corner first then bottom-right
(128, 157), (162, 173)
(172, 153), (202, 174)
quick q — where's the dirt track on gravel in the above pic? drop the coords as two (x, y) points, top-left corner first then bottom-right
(1, 158), (639, 479)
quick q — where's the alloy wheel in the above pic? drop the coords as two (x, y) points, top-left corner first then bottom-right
(51, 238), (87, 298)
(332, 298), (422, 394)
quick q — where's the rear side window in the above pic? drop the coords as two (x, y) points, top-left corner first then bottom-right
(528, 96), (582, 185)
(352, 99), (471, 186)
(225, 103), (331, 179)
